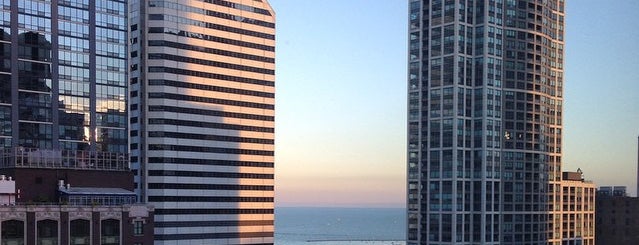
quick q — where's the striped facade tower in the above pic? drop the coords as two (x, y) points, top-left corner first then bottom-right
(129, 0), (275, 244)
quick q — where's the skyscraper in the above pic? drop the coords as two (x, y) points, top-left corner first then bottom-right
(407, 0), (566, 244)
(129, 1), (275, 244)
(0, 0), (128, 155)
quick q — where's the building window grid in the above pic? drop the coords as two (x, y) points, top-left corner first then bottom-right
(149, 0), (274, 28)
(410, 1), (568, 244)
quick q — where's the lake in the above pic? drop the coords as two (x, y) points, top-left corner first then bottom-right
(275, 207), (406, 245)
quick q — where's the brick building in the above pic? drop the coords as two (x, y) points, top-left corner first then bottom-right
(596, 187), (639, 245)
(0, 148), (154, 245)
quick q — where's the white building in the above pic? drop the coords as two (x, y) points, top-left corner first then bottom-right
(129, 1), (276, 244)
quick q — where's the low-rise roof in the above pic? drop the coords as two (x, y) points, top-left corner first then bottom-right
(59, 187), (135, 196)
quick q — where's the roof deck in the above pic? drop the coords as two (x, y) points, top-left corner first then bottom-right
(0, 147), (129, 171)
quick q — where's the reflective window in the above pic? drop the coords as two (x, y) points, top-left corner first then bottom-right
(57, 6), (91, 152)
(0, 106), (9, 137)
(59, 51), (89, 67)
(0, 42), (9, 71)
(18, 63), (51, 92)
(96, 127), (126, 153)
(96, 13), (125, 30)
(18, 0), (51, 17)
(18, 92), (52, 122)
(94, 0), (127, 155)
(18, 122), (52, 148)
(96, 0), (125, 15)
(17, 31), (51, 62)
(0, 74), (9, 103)
(59, 20), (89, 38)
(59, 36), (89, 52)
(59, 0), (89, 9)
(58, 108), (90, 147)
(58, 6), (88, 23)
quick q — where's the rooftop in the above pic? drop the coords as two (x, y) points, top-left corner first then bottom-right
(59, 187), (135, 196)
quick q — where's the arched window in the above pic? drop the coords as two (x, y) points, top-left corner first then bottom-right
(1, 220), (24, 245)
(70, 219), (90, 245)
(101, 219), (120, 245)
(37, 219), (58, 245)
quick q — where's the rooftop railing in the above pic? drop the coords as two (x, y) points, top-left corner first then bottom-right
(0, 147), (129, 171)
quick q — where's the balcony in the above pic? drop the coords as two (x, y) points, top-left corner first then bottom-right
(0, 147), (128, 171)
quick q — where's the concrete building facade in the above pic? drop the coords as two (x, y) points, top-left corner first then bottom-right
(128, 0), (276, 244)
(0, 203), (154, 245)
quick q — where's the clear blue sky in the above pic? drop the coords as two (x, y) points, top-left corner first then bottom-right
(270, 0), (639, 207)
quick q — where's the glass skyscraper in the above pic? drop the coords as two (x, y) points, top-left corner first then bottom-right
(0, 0), (127, 155)
(129, 0), (275, 244)
(407, 0), (567, 244)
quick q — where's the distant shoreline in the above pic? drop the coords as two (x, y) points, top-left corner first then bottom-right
(300, 241), (406, 245)
(276, 206), (407, 209)
(276, 207), (406, 244)
(306, 240), (406, 242)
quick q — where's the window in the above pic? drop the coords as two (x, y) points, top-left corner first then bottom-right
(70, 219), (90, 244)
(133, 221), (144, 235)
(101, 219), (120, 245)
(2, 220), (24, 244)
(37, 220), (58, 245)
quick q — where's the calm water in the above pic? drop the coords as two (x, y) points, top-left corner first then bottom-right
(275, 207), (406, 245)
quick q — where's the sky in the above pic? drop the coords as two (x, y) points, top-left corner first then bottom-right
(270, 0), (639, 208)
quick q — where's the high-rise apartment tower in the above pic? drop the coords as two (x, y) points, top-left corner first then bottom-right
(407, 0), (567, 244)
(129, 0), (275, 244)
